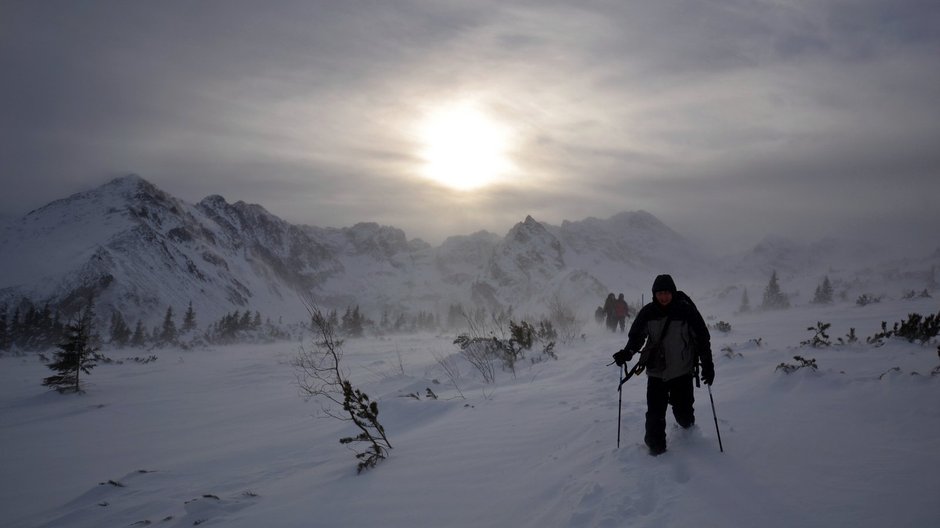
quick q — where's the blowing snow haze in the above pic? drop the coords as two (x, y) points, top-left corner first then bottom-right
(2, 1), (939, 255)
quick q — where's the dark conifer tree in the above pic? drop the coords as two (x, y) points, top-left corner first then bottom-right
(159, 306), (177, 345)
(182, 301), (197, 333)
(446, 303), (464, 329)
(812, 276), (834, 305)
(0, 308), (8, 350)
(10, 307), (21, 348)
(21, 303), (39, 348)
(761, 270), (790, 310)
(37, 303), (55, 349)
(738, 288), (751, 313)
(239, 310), (252, 330)
(109, 311), (132, 347)
(130, 320), (147, 348)
(342, 305), (364, 337)
(42, 303), (100, 393)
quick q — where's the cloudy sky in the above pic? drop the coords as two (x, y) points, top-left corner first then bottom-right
(2, 0), (939, 254)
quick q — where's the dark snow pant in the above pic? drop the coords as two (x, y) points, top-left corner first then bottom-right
(644, 374), (695, 450)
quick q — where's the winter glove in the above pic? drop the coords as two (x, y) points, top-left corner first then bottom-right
(612, 348), (634, 366)
(700, 362), (715, 386)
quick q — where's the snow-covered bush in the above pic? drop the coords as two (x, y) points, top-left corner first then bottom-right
(893, 312), (940, 343)
(546, 294), (582, 345)
(801, 321), (832, 348)
(866, 311), (940, 345)
(856, 294), (883, 306)
(453, 318), (557, 381)
(776, 355), (818, 374)
(453, 335), (498, 383)
(294, 307), (391, 473)
(901, 289), (931, 300)
(837, 328), (859, 345)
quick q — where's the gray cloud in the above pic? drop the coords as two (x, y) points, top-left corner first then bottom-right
(2, 0), (938, 254)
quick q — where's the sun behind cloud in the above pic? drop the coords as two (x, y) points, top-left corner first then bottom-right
(416, 101), (515, 191)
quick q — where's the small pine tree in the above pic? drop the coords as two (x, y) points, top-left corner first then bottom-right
(159, 306), (177, 345)
(42, 303), (100, 393)
(342, 305), (365, 337)
(182, 301), (197, 333)
(109, 311), (132, 347)
(801, 321), (832, 347)
(761, 270), (790, 310)
(239, 310), (252, 330)
(738, 288), (751, 313)
(0, 308), (8, 350)
(812, 276), (834, 305)
(130, 320), (147, 348)
(10, 307), (22, 349)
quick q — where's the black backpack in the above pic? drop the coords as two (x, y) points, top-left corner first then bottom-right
(674, 290), (697, 311)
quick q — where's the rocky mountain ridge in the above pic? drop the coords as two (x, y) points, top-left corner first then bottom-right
(0, 175), (935, 329)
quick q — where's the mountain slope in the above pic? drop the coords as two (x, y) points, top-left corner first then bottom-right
(1, 176), (721, 328)
(7, 175), (930, 332)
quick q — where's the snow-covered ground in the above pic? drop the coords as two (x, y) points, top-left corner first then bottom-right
(2, 297), (938, 528)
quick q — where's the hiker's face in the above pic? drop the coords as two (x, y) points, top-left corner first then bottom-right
(655, 291), (673, 306)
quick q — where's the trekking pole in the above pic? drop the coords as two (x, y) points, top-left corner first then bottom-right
(707, 384), (724, 453)
(610, 359), (644, 449)
(617, 365), (624, 448)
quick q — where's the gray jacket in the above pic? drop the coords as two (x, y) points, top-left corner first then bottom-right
(625, 293), (712, 381)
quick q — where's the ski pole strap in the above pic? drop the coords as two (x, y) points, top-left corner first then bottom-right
(617, 361), (645, 390)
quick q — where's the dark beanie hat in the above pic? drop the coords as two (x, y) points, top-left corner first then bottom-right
(652, 274), (677, 295)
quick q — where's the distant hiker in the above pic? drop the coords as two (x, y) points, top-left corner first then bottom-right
(603, 293), (617, 332)
(614, 293), (629, 332)
(595, 306), (605, 325)
(612, 274), (714, 456)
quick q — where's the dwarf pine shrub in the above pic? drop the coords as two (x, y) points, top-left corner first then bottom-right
(454, 318), (558, 381)
(856, 294), (883, 306)
(338, 380), (391, 473)
(776, 355), (818, 374)
(866, 311), (940, 345)
(294, 307), (391, 473)
(801, 322), (832, 348)
(837, 328), (858, 345)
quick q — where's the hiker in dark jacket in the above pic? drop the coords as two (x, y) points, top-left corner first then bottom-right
(614, 293), (629, 332)
(602, 293), (617, 332)
(612, 274), (714, 455)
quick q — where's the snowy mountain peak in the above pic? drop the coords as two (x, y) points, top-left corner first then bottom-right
(10, 178), (924, 332)
(507, 215), (553, 243)
(487, 216), (566, 291)
(345, 222), (413, 257)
